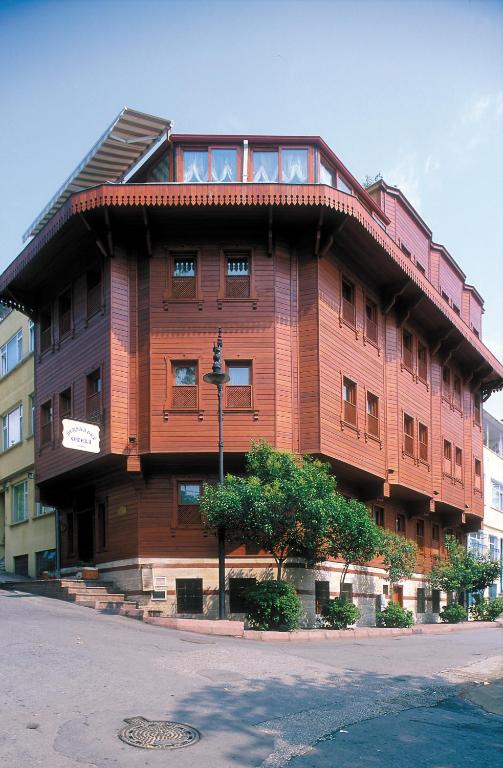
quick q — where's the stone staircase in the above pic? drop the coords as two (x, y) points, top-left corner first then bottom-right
(6, 578), (143, 616)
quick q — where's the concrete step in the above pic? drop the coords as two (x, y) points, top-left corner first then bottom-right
(74, 593), (125, 604)
(120, 604), (144, 620)
(65, 586), (114, 596)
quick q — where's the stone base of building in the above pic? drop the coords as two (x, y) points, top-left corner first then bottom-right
(96, 556), (447, 627)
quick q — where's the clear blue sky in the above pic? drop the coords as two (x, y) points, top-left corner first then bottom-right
(1, 0), (502, 416)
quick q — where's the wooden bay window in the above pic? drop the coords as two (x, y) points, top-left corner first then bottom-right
(343, 377), (357, 426)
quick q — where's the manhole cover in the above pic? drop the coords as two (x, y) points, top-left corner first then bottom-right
(118, 717), (200, 750)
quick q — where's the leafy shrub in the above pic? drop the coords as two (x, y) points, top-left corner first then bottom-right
(470, 595), (503, 622)
(439, 602), (467, 623)
(245, 580), (301, 631)
(321, 597), (361, 629)
(376, 601), (414, 628)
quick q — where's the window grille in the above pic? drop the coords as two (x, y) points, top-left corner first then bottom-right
(176, 578), (203, 614)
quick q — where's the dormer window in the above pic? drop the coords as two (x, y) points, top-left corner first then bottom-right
(253, 150), (279, 182)
(252, 147), (309, 184)
(320, 161), (334, 186)
(281, 148), (308, 183)
(183, 150), (208, 182)
(182, 147), (238, 183)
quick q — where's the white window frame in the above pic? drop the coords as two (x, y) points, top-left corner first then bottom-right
(491, 479), (503, 512)
(152, 575), (167, 601)
(2, 403), (23, 450)
(12, 480), (28, 523)
(28, 320), (35, 353)
(1, 329), (23, 376)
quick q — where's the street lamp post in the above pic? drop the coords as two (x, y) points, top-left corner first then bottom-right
(203, 328), (230, 620)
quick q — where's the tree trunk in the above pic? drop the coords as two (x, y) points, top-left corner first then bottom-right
(276, 558), (284, 581)
(339, 563), (350, 593)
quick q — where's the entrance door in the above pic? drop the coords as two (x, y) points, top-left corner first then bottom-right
(393, 585), (403, 606)
(77, 509), (94, 563)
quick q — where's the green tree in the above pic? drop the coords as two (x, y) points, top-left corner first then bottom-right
(429, 535), (500, 605)
(200, 441), (338, 580)
(379, 530), (418, 590)
(326, 497), (382, 590)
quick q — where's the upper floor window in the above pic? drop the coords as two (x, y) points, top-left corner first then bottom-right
(86, 369), (102, 419)
(453, 375), (462, 410)
(59, 388), (72, 422)
(416, 520), (425, 545)
(40, 400), (53, 445)
(442, 366), (451, 400)
(172, 363), (198, 408)
(2, 404), (23, 450)
(341, 277), (355, 326)
(29, 394), (34, 435)
(343, 377), (357, 426)
(473, 392), (481, 426)
(474, 458), (481, 491)
(58, 288), (72, 338)
(432, 524), (440, 544)
(396, 514), (406, 534)
(253, 150), (278, 182)
(28, 320), (34, 353)
(400, 242), (412, 259)
(183, 148), (238, 183)
(491, 479), (503, 511)
(172, 254), (197, 298)
(281, 148), (308, 183)
(226, 362), (252, 408)
(373, 507), (384, 527)
(225, 253), (250, 298)
(1, 329), (23, 375)
(418, 423), (428, 463)
(177, 482), (202, 526)
(320, 161), (334, 186)
(402, 330), (413, 371)
(337, 174), (352, 194)
(455, 447), (463, 482)
(86, 268), (102, 318)
(40, 306), (52, 353)
(403, 413), (414, 456)
(443, 440), (452, 475)
(417, 342), (427, 382)
(366, 392), (379, 438)
(365, 298), (378, 344)
(12, 480), (28, 524)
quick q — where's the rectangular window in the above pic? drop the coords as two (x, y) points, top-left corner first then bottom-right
(253, 150), (279, 182)
(443, 440), (452, 475)
(172, 254), (197, 298)
(225, 252), (250, 298)
(416, 588), (426, 613)
(341, 277), (355, 326)
(491, 480), (503, 511)
(281, 148), (308, 183)
(97, 501), (107, 551)
(176, 578), (203, 614)
(442, 366), (451, 400)
(59, 388), (72, 422)
(2, 404), (23, 450)
(28, 320), (35, 353)
(416, 520), (425, 549)
(1, 329), (23, 375)
(229, 577), (256, 613)
(474, 459), (481, 491)
(12, 480), (28, 523)
(226, 362), (252, 408)
(417, 342), (427, 382)
(416, 263), (426, 275)
(342, 377), (357, 426)
(86, 268), (102, 317)
(453, 376), (462, 409)
(441, 290), (450, 303)
(86, 369), (102, 420)
(319, 161), (334, 186)
(337, 174), (352, 194)
(402, 329), (414, 371)
(172, 363), (198, 408)
(418, 423), (428, 463)
(177, 482), (202, 526)
(403, 413), (414, 457)
(432, 589), (441, 613)
(58, 288), (72, 338)
(365, 298), (378, 344)
(40, 400), (52, 445)
(366, 392), (379, 438)
(396, 514), (406, 534)
(432, 524), (440, 544)
(340, 582), (353, 603)
(29, 394), (34, 435)
(40, 306), (52, 353)
(373, 506), (384, 527)
(455, 447), (463, 482)
(315, 580), (330, 614)
(473, 393), (481, 426)
(183, 150), (208, 182)
(152, 575), (167, 601)
(211, 148), (237, 182)
(452, 304), (460, 315)
(400, 242), (411, 258)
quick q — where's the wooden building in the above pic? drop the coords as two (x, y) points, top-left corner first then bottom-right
(1, 108), (502, 623)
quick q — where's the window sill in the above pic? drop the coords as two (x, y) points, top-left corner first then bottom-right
(34, 510), (55, 519)
(0, 351), (34, 381)
(217, 297), (258, 310)
(364, 431), (382, 447)
(339, 316), (358, 336)
(1, 441), (23, 456)
(418, 459), (430, 470)
(340, 419), (359, 436)
(417, 376), (429, 391)
(400, 362), (415, 377)
(163, 409), (204, 421)
(363, 334), (380, 354)
(10, 518), (29, 527)
(162, 297), (203, 312)
(402, 450), (415, 460)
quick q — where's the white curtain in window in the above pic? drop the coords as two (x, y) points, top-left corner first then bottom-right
(282, 149), (308, 183)
(253, 151), (279, 182)
(320, 162), (334, 186)
(183, 151), (208, 183)
(212, 149), (237, 182)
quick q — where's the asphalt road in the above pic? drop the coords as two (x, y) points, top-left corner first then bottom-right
(1, 589), (502, 768)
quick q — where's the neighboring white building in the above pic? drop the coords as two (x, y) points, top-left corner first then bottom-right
(468, 410), (503, 597)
